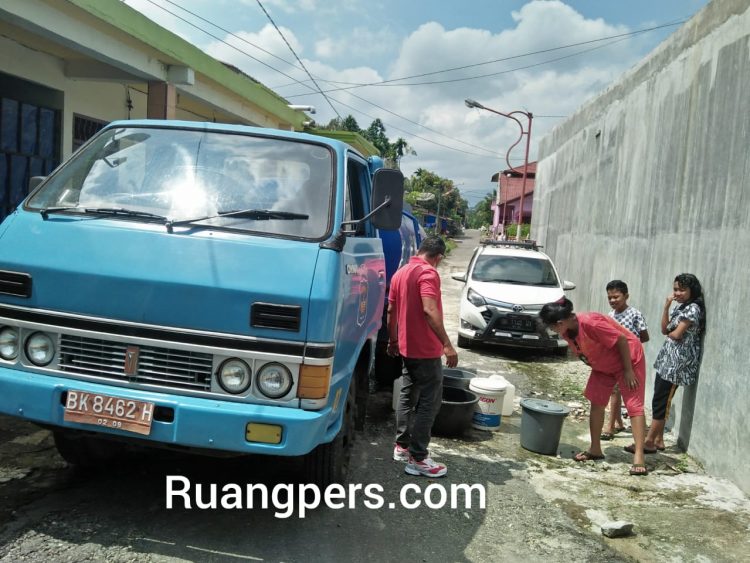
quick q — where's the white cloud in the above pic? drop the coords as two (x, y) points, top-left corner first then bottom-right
(125, 0), (672, 206)
(313, 27), (397, 61)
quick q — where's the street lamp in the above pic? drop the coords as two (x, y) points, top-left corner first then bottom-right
(465, 99), (533, 241)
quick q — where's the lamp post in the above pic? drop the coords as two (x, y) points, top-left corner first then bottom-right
(465, 99), (533, 241)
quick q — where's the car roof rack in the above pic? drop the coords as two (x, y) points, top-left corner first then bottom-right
(480, 239), (541, 250)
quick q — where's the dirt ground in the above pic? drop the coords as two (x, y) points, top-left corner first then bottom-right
(0, 230), (748, 562)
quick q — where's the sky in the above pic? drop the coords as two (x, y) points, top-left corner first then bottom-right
(123, 0), (710, 206)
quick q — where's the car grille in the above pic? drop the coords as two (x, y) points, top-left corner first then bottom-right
(58, 334), (213, 391)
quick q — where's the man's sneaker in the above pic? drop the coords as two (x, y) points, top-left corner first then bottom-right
(393, 444), (410, 462)
(405, 456), (447, 477)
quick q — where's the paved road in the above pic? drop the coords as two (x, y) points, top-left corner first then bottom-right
(1, 230), (747, 562)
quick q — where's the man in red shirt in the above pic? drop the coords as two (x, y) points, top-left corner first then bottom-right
(387, 236), (458, 477)
(539, 297), (648, 476)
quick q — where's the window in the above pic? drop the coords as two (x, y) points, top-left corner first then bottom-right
(27, 126), (335, 239)
(471, 255), (559, 286)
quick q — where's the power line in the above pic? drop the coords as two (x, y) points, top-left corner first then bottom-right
(141, 0), (315, 96)
(130, 1), (670, 160)
(276, 19), (685, 93)
(254, 0), (341, 119)
(286, 33), (634, 99)
(135, 0), (502, 157)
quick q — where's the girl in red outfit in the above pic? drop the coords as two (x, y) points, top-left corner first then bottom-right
(539, 297), (649, 475)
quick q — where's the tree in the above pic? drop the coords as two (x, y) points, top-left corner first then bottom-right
(405, 169), (468, 234)
(320, 115), (416, 169)
(467, 192), (495, 229)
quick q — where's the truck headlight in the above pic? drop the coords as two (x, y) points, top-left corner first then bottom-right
(0, 326), (19, 360)
(25, 332), (55, 366)
(217, 359), (252, 394)
(467, 288), (486, 307)
(257, 363), (293, 399)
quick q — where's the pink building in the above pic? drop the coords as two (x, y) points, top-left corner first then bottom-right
(490, 161), (536, 235)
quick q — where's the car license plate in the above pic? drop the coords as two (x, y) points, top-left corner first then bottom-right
(63, 390), (154, 435)
(499, 316), (535, 331)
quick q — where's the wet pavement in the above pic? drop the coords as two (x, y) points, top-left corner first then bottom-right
(0, 230), (748, 562)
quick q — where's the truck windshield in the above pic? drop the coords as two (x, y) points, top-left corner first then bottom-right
(26, 127), (334, 239)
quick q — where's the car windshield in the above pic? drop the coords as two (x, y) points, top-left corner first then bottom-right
(471, 254), (559, 286)
(26, 127), (334, 239)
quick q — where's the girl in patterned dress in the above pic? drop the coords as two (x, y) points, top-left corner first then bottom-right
(627, 273), (705, 454)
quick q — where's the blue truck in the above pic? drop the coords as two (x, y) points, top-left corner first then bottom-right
(0, 120), (404, 485)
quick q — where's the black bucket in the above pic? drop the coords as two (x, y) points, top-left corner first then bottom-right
(443, 368), (477, 390)
(432, 386), (479, 437)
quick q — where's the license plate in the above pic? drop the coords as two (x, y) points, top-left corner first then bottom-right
(63, 390), (154, 435)
(499, 316), (535, 331)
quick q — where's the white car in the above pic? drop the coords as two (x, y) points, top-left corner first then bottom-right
(452, 241), (575, 352)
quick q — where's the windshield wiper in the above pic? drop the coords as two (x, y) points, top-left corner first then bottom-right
(486, 279), (536, 285)
(82, 207), (169, 222)
(166, 208), (309, 233)
(40, 206), (168, 222)
(40, 206), (81, 220)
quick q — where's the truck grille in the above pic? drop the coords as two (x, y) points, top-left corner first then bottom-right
(58, 335), (213, 391)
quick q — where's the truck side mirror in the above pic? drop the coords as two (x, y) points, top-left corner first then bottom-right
(371, 169), (404, 231)
(29, 176), (47, 192)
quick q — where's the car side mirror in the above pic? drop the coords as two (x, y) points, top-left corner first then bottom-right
(563, 280), (576, 291)
(370, 169), (404, 230)
(452, 273), (467, 283)
(29, 176), (47, 192)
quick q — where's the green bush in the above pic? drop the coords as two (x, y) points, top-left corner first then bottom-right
(504, 223), (530, 239)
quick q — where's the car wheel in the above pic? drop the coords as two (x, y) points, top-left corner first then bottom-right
(457, 334), (473, 349)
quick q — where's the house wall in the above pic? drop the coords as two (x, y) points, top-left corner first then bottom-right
(532, 0), (750, 492)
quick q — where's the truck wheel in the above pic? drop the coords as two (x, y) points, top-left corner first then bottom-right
(53, 431), (115, 467)
(303, 380), (356, 487)
(457, 335), (473, 349)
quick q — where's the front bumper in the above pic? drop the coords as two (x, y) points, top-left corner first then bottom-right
(459, 304), (567, 350)
(458, 325), (566, 349)
(0, 367), (335, 456)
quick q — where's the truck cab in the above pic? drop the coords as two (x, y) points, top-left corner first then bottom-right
(0, 120), (403, 484)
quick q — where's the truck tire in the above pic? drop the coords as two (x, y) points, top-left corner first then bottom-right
(303, 379), (356, 487)
(457, 334), (473, 349)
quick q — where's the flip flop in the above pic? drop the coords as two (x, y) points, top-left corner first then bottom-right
(624, 444), (657, 454)
(656, 446), (666, 451)
(629, 463), (648, 476)
(600, 432), (615, 441)
(574, 451), (605, 462)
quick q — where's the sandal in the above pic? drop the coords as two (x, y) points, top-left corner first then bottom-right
(624, 444), (657, 454)
(629, 463), (648, 476)
(574, 451), (605, 462)
(600, 432), (615, 441)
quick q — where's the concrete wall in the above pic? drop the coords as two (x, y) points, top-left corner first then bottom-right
(532, 0), (749, 493)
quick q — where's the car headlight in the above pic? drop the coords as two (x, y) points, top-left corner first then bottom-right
(25, 332), (55, 366)
(217, 359), (252, 394)
(467, 288), (486, 307)
(257, 363), (293, 399)
(0, 326), (19, 360)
